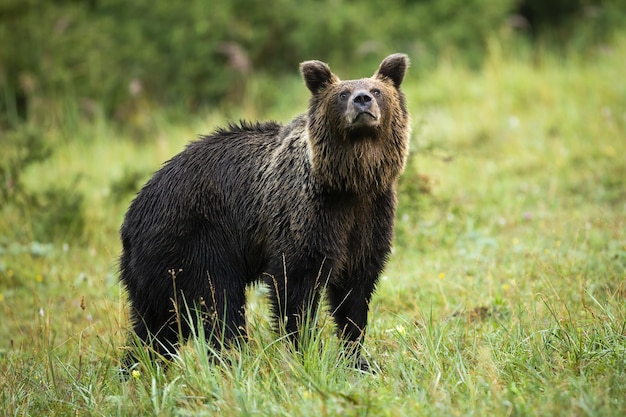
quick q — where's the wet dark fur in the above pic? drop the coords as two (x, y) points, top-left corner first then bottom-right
(119, 54), (411, 370)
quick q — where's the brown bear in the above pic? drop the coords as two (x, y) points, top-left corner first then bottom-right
(119, 53), (411, 370)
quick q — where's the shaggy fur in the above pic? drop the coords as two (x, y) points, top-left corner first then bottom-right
(119, 54), (411, 370)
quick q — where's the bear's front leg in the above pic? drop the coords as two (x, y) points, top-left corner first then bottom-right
(264, 256), (332, 348)
(327, 282), (376, 371)
(266, 275), (322, 345)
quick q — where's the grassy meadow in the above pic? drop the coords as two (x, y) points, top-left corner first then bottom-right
(1, 36), (625, 416)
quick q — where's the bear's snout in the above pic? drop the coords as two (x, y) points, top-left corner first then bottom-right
(353, 91), (373, 110)
(349, 90), (380, 126)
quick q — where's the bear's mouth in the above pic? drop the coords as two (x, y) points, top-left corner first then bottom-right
(352, 111), (378, 123)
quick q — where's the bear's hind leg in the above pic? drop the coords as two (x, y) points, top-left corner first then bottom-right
(191, 267), (248, 351)
(120, 303), (181, 371)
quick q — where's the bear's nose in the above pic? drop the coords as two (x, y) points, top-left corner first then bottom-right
(352, 92), (373, 110)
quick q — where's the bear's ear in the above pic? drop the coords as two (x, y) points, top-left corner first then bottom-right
(374, 53), (409, 88)
(300, 60), (339, 94)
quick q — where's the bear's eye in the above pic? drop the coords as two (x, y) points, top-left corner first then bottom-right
(339, 91), (349, 100)
(371, 89), (381, 97)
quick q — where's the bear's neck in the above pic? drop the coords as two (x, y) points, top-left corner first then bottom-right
(307, 127), (408, 195)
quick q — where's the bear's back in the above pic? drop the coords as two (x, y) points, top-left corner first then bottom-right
(122, 121), (285, 242)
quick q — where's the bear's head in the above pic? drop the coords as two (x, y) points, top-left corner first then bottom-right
(300, 54), (411, 194)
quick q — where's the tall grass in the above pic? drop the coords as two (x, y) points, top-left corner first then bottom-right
(1, 35), (625, 416)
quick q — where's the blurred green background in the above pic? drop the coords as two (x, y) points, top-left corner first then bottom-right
(2, 0), (623, 126)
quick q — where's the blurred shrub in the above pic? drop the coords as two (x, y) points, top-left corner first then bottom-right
(0, 125), (85, 242)
(516, 0), (625, 43)
(0, 0), (623, 127)
(29, 183), (85, 242)
(109, 169), (149, 202)
(0, 127), (51, 204)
